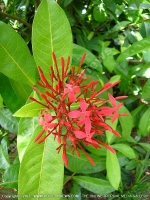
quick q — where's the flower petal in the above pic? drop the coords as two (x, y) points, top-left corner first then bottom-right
(80, 99), (87, 112)
(108, 93), (116, 107)
(74, 131), (86, 139)
(44, 113), (52, 122)
(47, 122), (57, 128)
(68, 91), (76, 102)
(73, 86), (80, 93)
(68, 110), (81, 118)
(85, 118), (91, 135)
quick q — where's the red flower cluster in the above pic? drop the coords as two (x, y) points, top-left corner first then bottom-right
(30, 53), (127, 167)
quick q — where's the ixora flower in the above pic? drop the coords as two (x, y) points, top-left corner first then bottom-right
(30, 53), (128, 167)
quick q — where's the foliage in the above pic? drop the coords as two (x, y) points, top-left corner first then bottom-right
(0, 0), (150, 199)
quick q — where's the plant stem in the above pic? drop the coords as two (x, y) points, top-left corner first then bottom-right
(0, 12), (32, 30)
(63, 172), (76, 186)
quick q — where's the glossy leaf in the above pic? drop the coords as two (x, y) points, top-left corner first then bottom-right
(109, 75), (121, 83)
(142, 79), (150, 102)
(117, 36), (150, 62)
(112, 143), (136, 159)
(0, 163), (19, 189)
(142, 48), (150, 63)
(0, 181), (18, 189)
(0, 108), (18, 134)
(106, 119), (118, 144)
(0, 73), (31, 113)
(140, 22), (150, 38)
(32, 0), (72, 79)
(139, 107), (150, 136)
(13, 102), (45, 117)
(64, 0), (73, 7)
(93, 5), (106, 23)
(85, 145), (106, 156)
(67, 150), (105, 174)
(118, 106), (133, 138)
(125, 160), (139, 170)
(129, 3), (150, 10)
(0, 138), (10, 170)
(17, 117), (38, 162)
(133, 145), (146, 154)
(0, 22), (37, 85)
(117, 152), (129, 167)
(101, 47), (116, 72)
(18, 126), (64, 199)
(131, 104), (146, 127)
(138, 143), (150, 152)
(106, 150), (121, 190)
(73, 44), (102, 72)
(134, 0), (140, 9)
(73, 176), (115, 195)
(107, 21), (130, 35)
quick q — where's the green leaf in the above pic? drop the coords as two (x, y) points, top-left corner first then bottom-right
(118, 106), (133, 138)
(17, 117), (38, 162)
(138, 107), (150, 136)
(101, 47), (116, 72)
(0, 163), (19, 189)
(18, 126), (64, 200)
(93, 5), (106, 23)
(107, 21), (130, 35)
(112, 144), (136, 159)
(0, 138), (10, 170)
(73, 44), (102, 72)
(0, 108), (18, 134)
(0, 94), (3, 108)
(131, 104), (146, 127)
(13, 102), (45, 117)
(67, 150), (105, 174)
(125, 160), (139, 170)
(117, 152), (129, 167)
(106, 119), (118, 144)
(85, 145), (106, 156)
(106, 150), (121, 190)
(0, 22), (37, 85)
(140, 22), (150, 38)
(70, 181), (81, 200)
(117, 36), (150, 62)
(32, 0), (72, 79)
(133, 0), (140, 9)
(109, 75), (121, 83)
(9, 78), (32, 104)
(133, 145), (146, 154)
(64, 0), (73, 7)
(138, 143), (150, 152)
(142, 79), (150, 102)
(142, 48), (150, 63)
(73, 176), (115, 195)
(0, 181), (18, 189)
(0, 73), (31, 113)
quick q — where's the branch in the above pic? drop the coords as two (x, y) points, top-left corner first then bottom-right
(63, 172), (76, 186)
(127, 60), (145, 64)
(0, 12), (32, 30)
(106, 18), (150, 38)
(15, 28), (31, 39)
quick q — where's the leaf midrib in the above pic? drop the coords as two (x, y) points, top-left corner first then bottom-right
(0, 43), (34, 85)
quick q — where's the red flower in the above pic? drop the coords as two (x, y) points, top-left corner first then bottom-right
(64, 84), (80, 102)
(30, 53), (128, 167)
